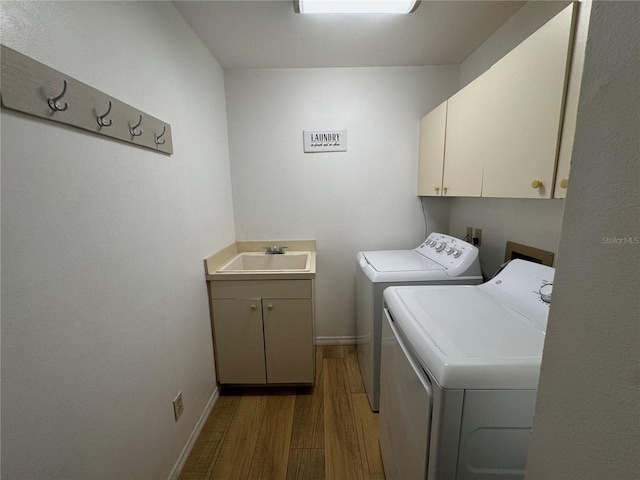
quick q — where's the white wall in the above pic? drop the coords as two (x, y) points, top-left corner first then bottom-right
(446, 1), (573, 277)
(1, 2), (234, 478)
(448, 198), (565, 278)
(224, 66), (459, 340)
(526, 2), (640, 477)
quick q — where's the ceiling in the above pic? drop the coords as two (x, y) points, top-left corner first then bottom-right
(174, 0), (527, 69)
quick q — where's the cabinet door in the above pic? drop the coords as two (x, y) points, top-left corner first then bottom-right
(263, 298), (314, 384)
(417, 101), (447, 196)
(482, 4), (575, 198)
(211, 298), (266, 384)
(554, 2), (590, 198)
(442, 72), (492, 197)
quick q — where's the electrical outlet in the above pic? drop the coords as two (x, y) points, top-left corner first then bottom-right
(173, 392), (184, 421)
(473, 228), (482, 246)
(466, 227), (473, 243)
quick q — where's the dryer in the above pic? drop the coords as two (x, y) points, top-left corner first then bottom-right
(380, 259), (554, 479)
(356, 232), (481, 412)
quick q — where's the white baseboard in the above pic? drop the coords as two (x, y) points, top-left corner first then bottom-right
(169, 386), (219, 480)
(315, 336), (357, 345)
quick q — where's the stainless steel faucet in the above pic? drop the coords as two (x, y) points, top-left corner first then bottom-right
(263, 245), (288, 254)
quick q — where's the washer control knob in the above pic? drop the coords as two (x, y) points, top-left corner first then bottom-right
(453, 249), (462, 258)
(435, 242), (447, 252)
(445, 247), (455, 255)
(539, 284), (553, 303)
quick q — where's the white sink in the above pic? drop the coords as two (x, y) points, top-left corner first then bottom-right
(217, 252), (312, 272)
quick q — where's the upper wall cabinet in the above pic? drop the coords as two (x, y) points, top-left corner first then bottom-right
(417, 3), (581, 199)
(481, 4), (576, 199)
(417, 71), (491, 197)
(553, 2), (591, 199)
(441, 71), (492, 197)
(417, 101), (447, 196)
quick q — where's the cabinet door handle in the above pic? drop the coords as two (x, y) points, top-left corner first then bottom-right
(250, 304), (257, 311)
(434, 186), (440, 192)
(560, 178), (568, 188)
(531, 180), (543, 189)
(442, 186), (448, 194)
(267, 304), (273, 311)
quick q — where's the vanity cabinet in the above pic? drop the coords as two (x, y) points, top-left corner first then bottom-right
(210, 279), (314, 385)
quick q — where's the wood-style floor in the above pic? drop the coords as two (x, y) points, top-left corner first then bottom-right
(179, 345), (385, 480)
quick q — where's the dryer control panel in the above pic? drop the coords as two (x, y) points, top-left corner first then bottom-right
(480, 259), (555, 331)
(415, 233), (480, 277)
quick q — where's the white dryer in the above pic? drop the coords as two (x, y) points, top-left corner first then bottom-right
(356, 232), (481, 412)
(379, 259), (555, 479)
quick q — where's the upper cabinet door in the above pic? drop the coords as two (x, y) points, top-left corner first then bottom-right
(442, 71), (492, 197)
(554, 2), (591, 198)
(481, 4), (576, 199)
(417, 101), (447, 196)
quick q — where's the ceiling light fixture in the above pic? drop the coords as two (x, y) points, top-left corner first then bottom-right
(295, 0), (419, 15)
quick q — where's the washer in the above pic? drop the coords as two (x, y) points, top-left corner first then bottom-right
(356, 232), (481, 412)
(379, 259), (554, 479)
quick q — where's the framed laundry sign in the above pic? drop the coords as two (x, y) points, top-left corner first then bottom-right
(303, 130), (347, 153)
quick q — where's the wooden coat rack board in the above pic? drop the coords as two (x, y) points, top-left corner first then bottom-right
(0, 44), (173, 155)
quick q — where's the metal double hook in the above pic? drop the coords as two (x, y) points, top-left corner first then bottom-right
(97, 100), (112, 127)
(154, 125), (166, 145)
(129, 114), (143, 137)
(48, 80), (69, 112)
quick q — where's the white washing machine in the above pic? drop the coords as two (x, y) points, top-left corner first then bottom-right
(379, 259), (554, 479)
(356, 232), (481, 412)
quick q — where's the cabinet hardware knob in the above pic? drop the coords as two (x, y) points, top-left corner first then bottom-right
(531, 180), (543, 189)
(560, 178), (568, 189)
(250, 305), (257, 311)
(443, 186), (448, 193)
(267, 304), (273, 310)
(434, 186), (439, 192)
